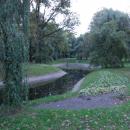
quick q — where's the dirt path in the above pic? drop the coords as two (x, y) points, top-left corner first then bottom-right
(0, 70), (67, 89)
(34, 93), (124, 110)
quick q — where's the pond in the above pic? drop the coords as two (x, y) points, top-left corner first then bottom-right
(29, 69), (90, 100)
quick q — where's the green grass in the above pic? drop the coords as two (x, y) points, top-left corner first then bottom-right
(26, 64), (61, 77)
(79, 70), (129, 96)
(0, 64), (61, 80)
(29, 92), (77, 106)
(80, 66), (130, 95)
(1, 64), (130, 129)
(1, 102), (130, 130)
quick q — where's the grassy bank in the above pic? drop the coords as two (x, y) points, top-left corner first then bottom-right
(79, 69), (130, 97)
(1, 65), (130, 130)
(27, 64), (61, 77)
(0, 64), (61, 80)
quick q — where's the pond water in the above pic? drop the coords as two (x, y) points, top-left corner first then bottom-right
(29, 69), (89, 100)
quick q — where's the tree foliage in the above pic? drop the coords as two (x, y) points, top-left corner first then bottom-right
(30, 0), (79, 63)
(0, 0), (30, 106)
(29, 21), (70, 62)
(82, 9), (130, 67)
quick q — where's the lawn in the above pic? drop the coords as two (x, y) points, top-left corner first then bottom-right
(0, 64), (61, 80)
(1, 102), (130, 130)
(26, 64), (61, 77)
(1, 64), (130, 130)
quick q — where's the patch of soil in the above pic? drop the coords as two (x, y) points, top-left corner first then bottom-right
(34, 93), (126, 110)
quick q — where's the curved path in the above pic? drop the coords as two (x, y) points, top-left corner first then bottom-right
(0, 70), (67, 89)
(34, 93), (124, 110)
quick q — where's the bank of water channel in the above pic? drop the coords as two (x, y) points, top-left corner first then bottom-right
(29, 69), (90, 100)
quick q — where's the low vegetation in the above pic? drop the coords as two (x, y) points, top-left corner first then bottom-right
(79, 71), (129, 97)
(1, 102), (130, 130)
(27, 64), (60, 77)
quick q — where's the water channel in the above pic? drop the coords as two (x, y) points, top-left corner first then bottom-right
(0, 69), (90, 103)
(29, 69), (90, 100)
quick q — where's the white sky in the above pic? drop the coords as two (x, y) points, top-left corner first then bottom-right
(71, 0), (130, 36)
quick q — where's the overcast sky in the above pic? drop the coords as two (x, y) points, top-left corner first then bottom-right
(71, 0), (130, 36)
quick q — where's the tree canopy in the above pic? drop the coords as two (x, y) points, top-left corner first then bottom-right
(78, 8), (130, 68)
(30, 0), (79, 63)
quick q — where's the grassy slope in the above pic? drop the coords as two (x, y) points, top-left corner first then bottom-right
(27, 64), (61, 77)
(1, 65), (130, 129)
(0, 64), (61, 80)
(80, 69), (130, 92)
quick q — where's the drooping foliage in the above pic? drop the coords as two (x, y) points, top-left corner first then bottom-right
(0, 0), (30, 106)
(89, 21), (128, 67)
(78, 9), (130, 67)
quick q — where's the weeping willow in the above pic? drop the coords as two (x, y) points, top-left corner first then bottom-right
(0, 0), (30, 106)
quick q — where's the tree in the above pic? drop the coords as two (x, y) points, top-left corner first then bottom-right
(89, 9), (130, 68)
(68, 34), (90, 60)
(81, 33), (93, 60)
(30, 0), (79, 63)
(75, 35), (85, 60)
(29, 22), (70, 63)
(67, 33), (77, 57)
(0, 0), (30, 106)
(90, 8), (130, 32)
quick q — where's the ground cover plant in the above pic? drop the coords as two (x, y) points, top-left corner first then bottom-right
(79, 71), (129, 97)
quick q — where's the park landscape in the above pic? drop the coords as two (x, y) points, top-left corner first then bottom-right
(1, 0), (130, 130)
